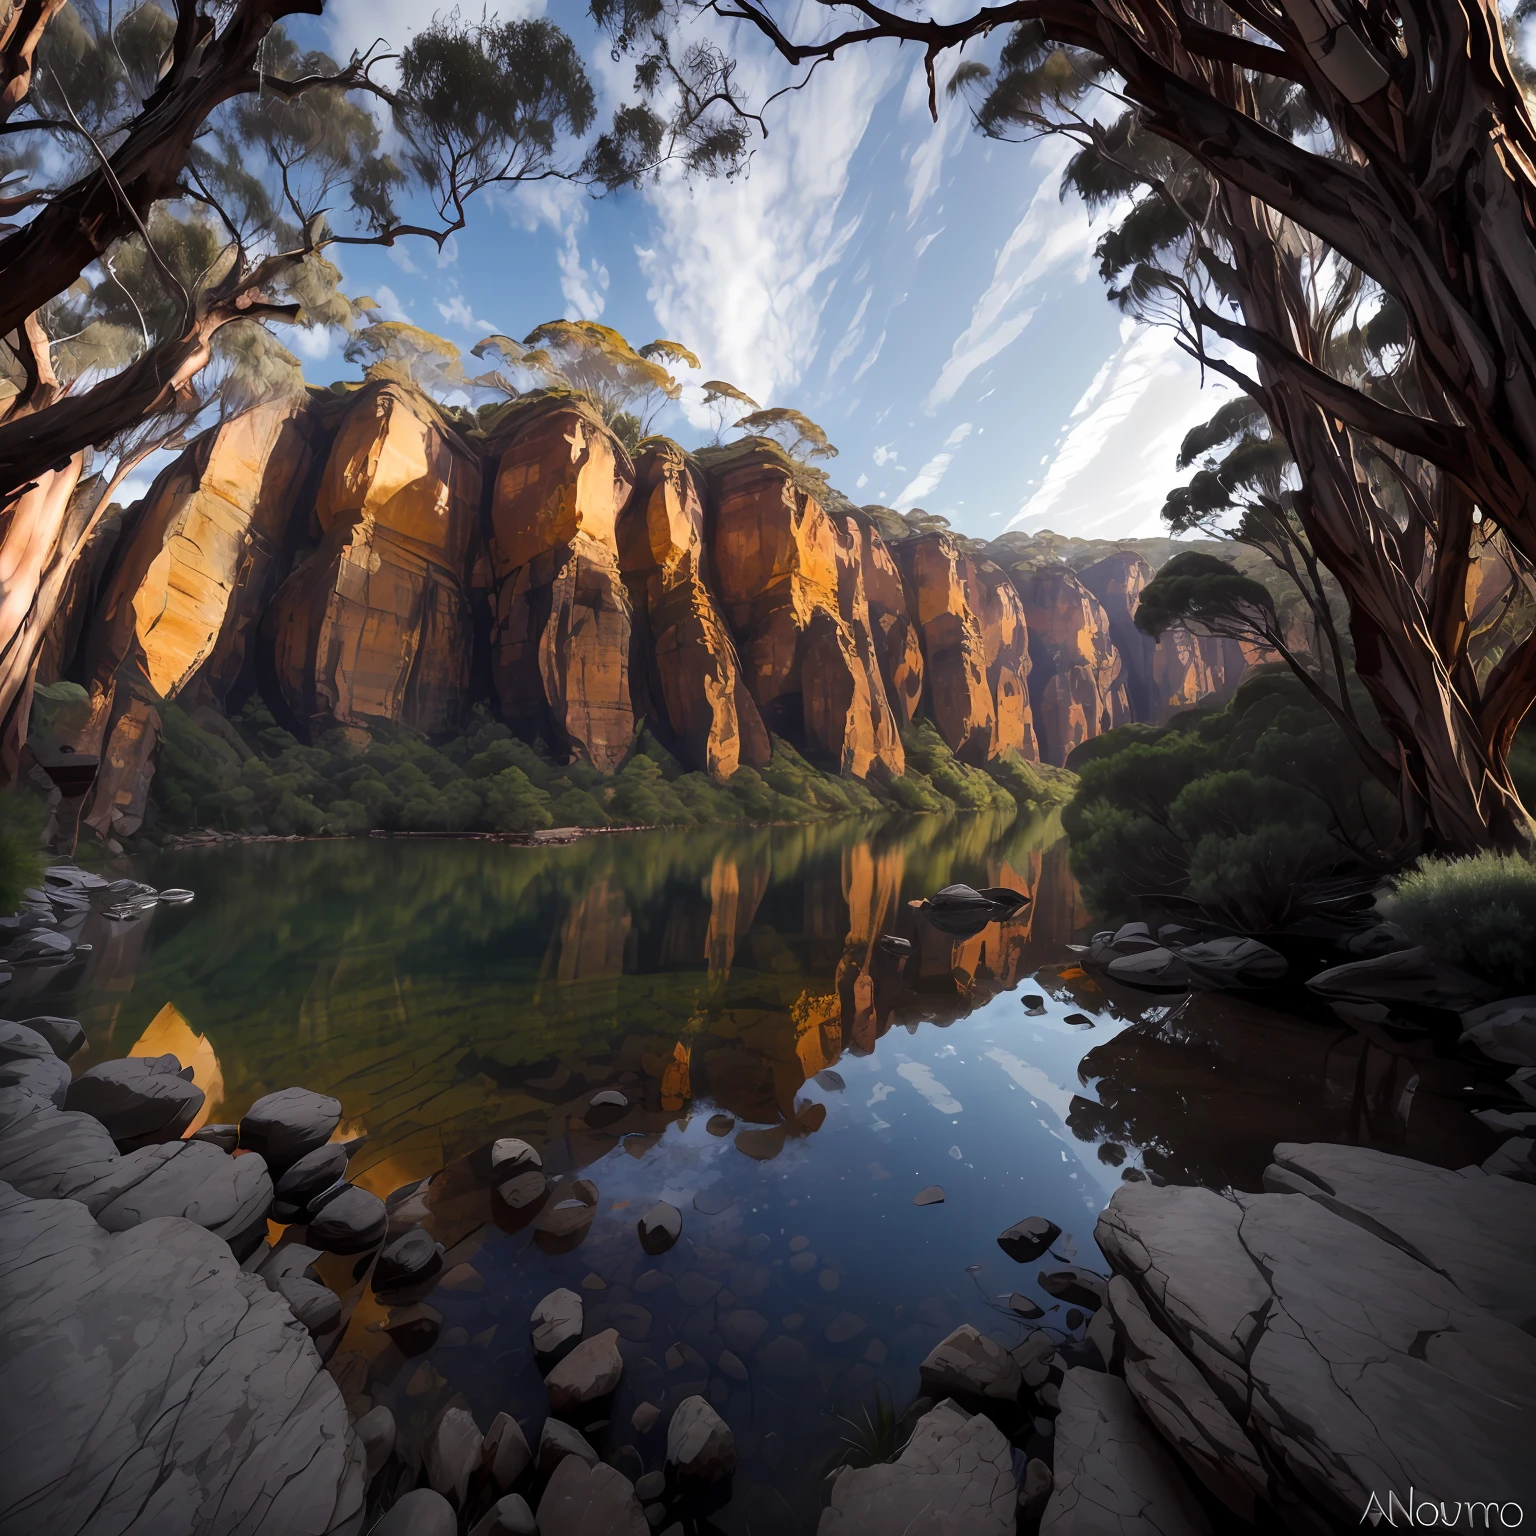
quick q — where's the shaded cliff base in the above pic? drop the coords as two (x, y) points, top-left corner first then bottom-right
(140, 697), (1075, 844)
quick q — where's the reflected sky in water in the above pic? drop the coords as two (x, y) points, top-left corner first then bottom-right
(19, 813), (1498, 1532)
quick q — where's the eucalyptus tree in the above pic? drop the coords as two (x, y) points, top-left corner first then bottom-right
(623, 0), (1536, 850)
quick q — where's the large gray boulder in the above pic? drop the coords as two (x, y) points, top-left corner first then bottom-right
(1040, 1369), (1211, 1535)
(0, 1022), (71, 1108)
(14, 1016), (85, 1060)
(64, 1056), (204, 1149)
(0, 1180), (364, 1534)
(238, 1087), (342, 1175)
(1459, 995), (1536, 1067)
(0, 1089), (121, 1200)
(918, 1325), (1022, 1401)
(1095, 1180), (1536, 1529)
(1262, 1140), (1536, 1329)
(535, 1457), (648, 1536)
(818, 1398), (1016, 1535)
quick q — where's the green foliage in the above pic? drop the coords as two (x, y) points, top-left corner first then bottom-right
(0, 789), (47, 914)
(1063, 672), (1400, 929)
(1134, 551), (1278, 644)
(899, 721), (1017, 815)
(733, 406), (837, 461)
(986, 752), (1077, 813)
(1382, 851), (1536, 989)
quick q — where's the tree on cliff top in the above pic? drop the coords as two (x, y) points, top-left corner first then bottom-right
(637, 0), (1536, 852)
(473, 321), (700, 449)
(735, 406), (837, 461)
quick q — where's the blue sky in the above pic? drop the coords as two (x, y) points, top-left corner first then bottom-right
(287, 0), (1237, 543)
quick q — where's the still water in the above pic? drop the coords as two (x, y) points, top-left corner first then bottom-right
(24, 811), (1498, 1532)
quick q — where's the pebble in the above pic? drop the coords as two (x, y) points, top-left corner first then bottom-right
(545, 1328), (623, 1411)
(825, 1311), (864, 1343)
(308, 1185), (387, 1254)
(705, 1114), (736, 1136)
(788, 1250), (817, 1273)
(237, 1086), (341, 1175)
(998, 1217), (1062, 1264)
(631, 1401), (661, 1433)
(675, 1272), (721, 1307)
(371, 1488), (456, 1535)
(717, 1348), (748, 1381)
(638, 1200), (682, 1255)
(531, 1288), (584, 1354)
(818, 1269), (840, 1292)
(913, 1186), (945, 1205)
(482, 1411), (532, 1489)
(490, 1137), (542, 1175)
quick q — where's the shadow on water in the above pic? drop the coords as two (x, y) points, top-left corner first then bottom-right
(17, 810), (1499, 1533)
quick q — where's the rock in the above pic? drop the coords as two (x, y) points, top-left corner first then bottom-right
(1038, 1268), (1107, 1311)
(1106, 1276), (1265, 1519)
(268, 381), (481, 738)
(534, 1196), (595, 1249)
(997, 1216), (1061, 1264)
(705, 1114), (735, 1136)
(274, 1142), (350, 1211)
(63, 1056), (204, 1149)
(482, 1411), (532, 1489)
(1014, 563), (1129, 765)
(1483, 1136), (1536, 1181)
(496, 1169), (548, 1210)
(377, 1302), (442, 1356)
(755, 1334), (812, 1383)
(191, 1123), (240, 1152)
(238, 1087), (342, 1175)
(666, 1395), (737, 1482)
(15, 1015), (85, 1060)
(375, 1227), (443, 1290)
(913, 1185), (945, 1205)
(490, 1137), (542, 1175)
(632, 1401), (661, 1433)
(1011, 1332), (1058, 1390)
(0, 1022), (71, 1108)
(537, 1455), (649, 1536)
(635, 1471), (665, 1502)
(426, 1405), (483, 1506)
(355, 1403), (396, 1481)
(1040, 1368), (1212, 1535)
(1074, 551), (1158, 720)
(825, 1311), (865, 1344)
(1095, 1178), (1536, 1528)
(536, 1417), (600, 1477)
(709, 438), (904, 778)
(532, 1287), (584, 1354)
(256, 1239), (324, 1290)
(1104, 947), (1192, 992)
(919, 1325), (1023, 1401)
(1008, 1293), (1045, 1320)
(1306, 946), (1494, 1015)
(371, 1488), (458, 1536)
(277, 1273), (342, 1335)
(1261, 1140), (1536, 1328)
(969, 557), (1039, 760)
(717, 1347), (748, 1380)
(307, 1184), (387, 1254)
(545, 1327), (623, 1411)
(620, 440), (770, 776)
(1459, 995), (1536, 1067)
(470, 1493), (538, 1536)
(0, 1180), (364, 1535)
(819, 1397), (1016, 1534)
(486, 398), (636, 770)
(720, 1309), (770, 1353)
(1084, 1307), (1120, 1373)
(675, 1271), (720, 1307)
(637, 1199), (682, 1254)
(1020, 1457), (1052, 1520)
(1172, 935), (1287, 988)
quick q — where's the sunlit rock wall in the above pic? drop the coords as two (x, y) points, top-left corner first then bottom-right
(267, 381), (482, 738)
(707, 441), (903, 778)
(485, 396), (637, 773)
(620, 440), (769, 777)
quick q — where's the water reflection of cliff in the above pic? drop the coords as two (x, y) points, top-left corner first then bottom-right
(58, 811), (1083, 1190)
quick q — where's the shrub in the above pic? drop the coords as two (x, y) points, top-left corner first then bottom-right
(1381, 851), (1536, 989)
(0, 789), (47, 913)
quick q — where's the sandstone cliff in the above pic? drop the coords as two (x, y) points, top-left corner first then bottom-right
(621, 440), (769, 776)
(707, 440), (903, 779)
(1012, 563), (1131, 765)
(267, 381), (481, 738)
(484, 395), (636, 773)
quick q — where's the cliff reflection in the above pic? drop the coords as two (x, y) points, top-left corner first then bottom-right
(58, 811), (1076, 1189)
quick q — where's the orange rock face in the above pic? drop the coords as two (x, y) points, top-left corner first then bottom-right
(486, 398), (636, 772)
(620, 441), (769, 777)
(708, 443), (903, 778)
(847, 517), (924, 725)
(968, 560), (1039, 762)
(1015, 564), (1130, 765)
(1076, 551), (1157, 721)
(267, 382), (481, 737)
(895, 534), (995, 763)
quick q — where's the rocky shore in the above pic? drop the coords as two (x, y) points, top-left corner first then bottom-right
(3, 869), (1534, 1534)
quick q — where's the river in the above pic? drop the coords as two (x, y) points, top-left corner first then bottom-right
(20, 810), (1497, 1532)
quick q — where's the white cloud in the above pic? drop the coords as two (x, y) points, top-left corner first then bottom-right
(827, 286), (874, 375)
(435, 293), (493, 333)
(895, 451), (954, 509)
(325, 0), (545, 70)
(872, 443), (898, 466)
(506, 181), (608, 320)
(914, 228), (944, 258)
(851, 330), (887, 384)
(855, 472), (869, 488)
(905, 77), (969, 224)
(943, 421), (973, 447)
(636, 23), (903, 407)
(1006, 324), (1238, 539)
(373, 284), (412, 322)
(923, 139), (1103, 413)
(289, 325), (335, 363)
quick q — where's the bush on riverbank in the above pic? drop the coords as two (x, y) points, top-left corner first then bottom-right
(150, 699), (1071, 838)
(0, 789), (45, 910)
(1062, 670), (1401, 929)
(1382, 850), (1536, 989)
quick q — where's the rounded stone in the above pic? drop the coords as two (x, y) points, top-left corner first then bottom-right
(276, 1274), (341, 1334)
(997, 1216), (1062, 1264)
(307, 1184), (387, 1254)
(545, 1327), (623, 1412)
(531, 1287), (584, 1354)
(370, 1487), (456, 1536)
(637, 1200), (682, 1255)
(666, 1395), (737, 1483)
(275, 1143), (349, 1209)
(491, 1137), (542, 1175)
(17, 1015), (85, 1060)
(238, 1087), (341, 1175)
(374, 1227), (442, 1290)
(64, 1057), (204, 1149)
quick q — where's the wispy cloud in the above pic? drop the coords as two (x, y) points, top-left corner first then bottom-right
(827, 286), (874, 374)
(435, 293), (493, 333)
(1007, 322), (1237, 538)
(373, 284), (412, 322)
(923, 139), (1101, 413)
(895, 451), (954, 508)
(504, 181), (608, 320)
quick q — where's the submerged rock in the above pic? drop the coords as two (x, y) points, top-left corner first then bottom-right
(819, 1397), (1016, 1535)
(666, 1395), (737, 1482)
(532, 1287), (584, 1355)
(374, 1227), (443, 1291)
(637, 1199), (682, 1254)
(997, 1216), (1061, 1264)
(545, 1328), (623, 1411)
